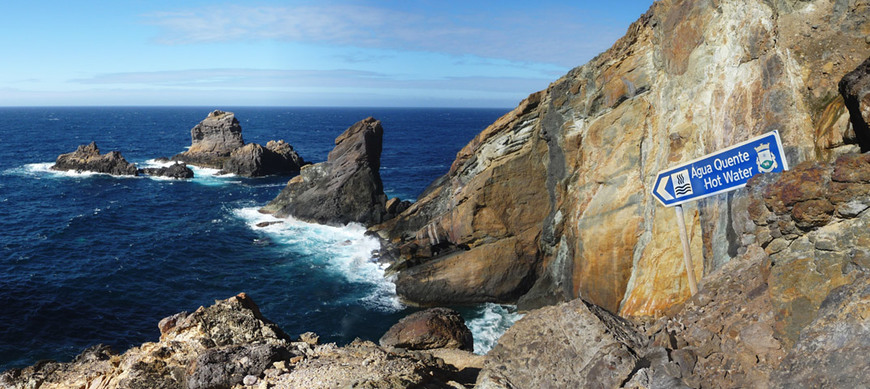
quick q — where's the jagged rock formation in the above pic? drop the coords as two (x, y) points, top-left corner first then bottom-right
(374, 0), (870, 316)
(0, 294), (473, 389)
(138, 162), (194, 179)
(260, 117), (391, 226)
(379, 307), (474, 352)
(220, 140), (306, 177)
(172, 110), (305, 177)
(51, 142), (138, 176)
(172, 110), (244, 169)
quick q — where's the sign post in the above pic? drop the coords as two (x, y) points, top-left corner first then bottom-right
(651, 130), (788, 295)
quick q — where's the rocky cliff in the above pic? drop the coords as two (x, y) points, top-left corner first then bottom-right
(375, 0), (870, 316)
(475, 154), (870, 388)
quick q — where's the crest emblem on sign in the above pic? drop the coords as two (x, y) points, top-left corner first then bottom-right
(755, 143), (777, 173)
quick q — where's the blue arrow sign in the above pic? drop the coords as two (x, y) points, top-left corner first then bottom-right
(652, 130), (788, 207)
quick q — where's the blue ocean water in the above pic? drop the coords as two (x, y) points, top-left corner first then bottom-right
(0, 107), (522, 371)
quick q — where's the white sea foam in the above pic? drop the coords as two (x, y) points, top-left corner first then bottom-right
(466, 303), (523, 354)
(141, 159), (238, 185)
(16, 162), (115, 178)
(233, 207), (403, 312)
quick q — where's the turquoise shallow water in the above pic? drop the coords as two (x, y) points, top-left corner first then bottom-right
(0, 107), (521, 370)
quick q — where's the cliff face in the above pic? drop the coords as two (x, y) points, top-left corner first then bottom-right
(376, 0), (870, 316)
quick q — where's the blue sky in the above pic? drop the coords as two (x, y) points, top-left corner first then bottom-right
(0, 1), (653, 107)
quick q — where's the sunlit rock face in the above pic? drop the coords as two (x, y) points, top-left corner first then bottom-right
(376, 0), (870, 317)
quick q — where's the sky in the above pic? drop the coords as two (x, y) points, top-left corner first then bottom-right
(0, 0), (654, 108)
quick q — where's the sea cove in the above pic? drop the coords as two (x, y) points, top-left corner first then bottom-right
(0, 107), (518, 370)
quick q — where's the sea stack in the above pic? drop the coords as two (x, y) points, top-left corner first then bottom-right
(260, 117), (388, 225)
(51, 142), (138, 176)
(172, 110), (245, 169)
(172, 110), (306, 177)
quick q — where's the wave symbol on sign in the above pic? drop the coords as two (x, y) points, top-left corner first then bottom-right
(671, 169), (693, 198)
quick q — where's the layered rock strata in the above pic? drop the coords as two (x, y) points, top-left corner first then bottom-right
(374, 0), (870, 316)
(172, 110), (305, 177)
(51, 142), (138, 176)
(260, 117), (392, 226)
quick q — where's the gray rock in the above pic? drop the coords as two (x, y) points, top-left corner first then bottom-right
(770, 274), (870, 387)
(476, 298), (646, 388)
(260, 117), (389, 226)
(51, 142), (139, 176)
(187, 342), (289, 389)
(139, 162), (194, 179)
(220, 141), (306, 177)
(172, 110), (245, 168)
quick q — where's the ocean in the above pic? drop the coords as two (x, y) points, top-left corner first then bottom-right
(0, 107), (522, 371)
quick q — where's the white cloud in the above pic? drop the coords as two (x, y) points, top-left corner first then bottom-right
(146, 4), (630, 67)
(71, 68), (551, 94)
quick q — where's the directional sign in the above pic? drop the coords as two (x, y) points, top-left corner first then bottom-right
(652, 130), (788, 207)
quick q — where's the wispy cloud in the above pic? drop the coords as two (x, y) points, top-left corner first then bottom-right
(72, 68), (552, 94)
(145, 4), (628, 67)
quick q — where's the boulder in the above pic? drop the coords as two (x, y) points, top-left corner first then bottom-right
(51, 142), (138, 176)
(220, 141), (306, 177)
(138, 162), (194, 179)
(172, 110), (245, 168)
(379, 307), (473, 351)
(475, 298), (646, 388)
(260, 117), (389, 226)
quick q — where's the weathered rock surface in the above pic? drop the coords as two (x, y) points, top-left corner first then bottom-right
(476, 298), (647, 388)
(840, 56), (870, 150)
(0, 293), (472, 389)
(620, 154), (870, 388)
(374, 0), (870, 316)
(379, 307), (473, 351)
(770, 273), (870, 387)
(260, 117), (389, 226)
(138, 162), (194, 179)
(220, 140), (306, 177)
(51, 142), (138, 176)
(172, 110), (244, 169)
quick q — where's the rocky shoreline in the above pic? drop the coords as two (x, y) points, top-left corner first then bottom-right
(18, 0), (870, 386)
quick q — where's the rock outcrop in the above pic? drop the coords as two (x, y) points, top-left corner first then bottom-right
(472, 154), (870, 388)
(220, 140), (306, 177)
(172, 110), (305, 177)
(379, 307), (474, 352)
(260, 117), (389, 226)
(172, 110), (244, 169)
(0, 293), (472, 389)
(138, 162), (194, 179)
(476, 298), (647, 388)
(373, 0), (870, 316)
(51, 142), (138, 176)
